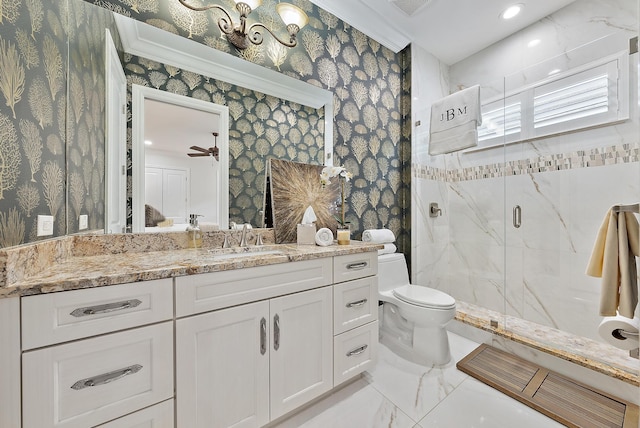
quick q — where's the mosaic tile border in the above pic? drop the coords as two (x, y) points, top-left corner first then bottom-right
(413, 143), (640, 182)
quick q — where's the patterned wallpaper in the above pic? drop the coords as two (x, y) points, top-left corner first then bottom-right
(0, 0), (412, 256)
(107, 0), (412, 252)
(0, 0), (115, 248)
(124, 53), (326, 227)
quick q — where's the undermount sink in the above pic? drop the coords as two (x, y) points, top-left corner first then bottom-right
(207, 247), (286, 260)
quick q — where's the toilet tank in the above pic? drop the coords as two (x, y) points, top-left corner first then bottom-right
(377, 253), (410, 292)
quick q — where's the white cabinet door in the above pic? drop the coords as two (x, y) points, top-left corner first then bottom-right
(0, 298), (20, 428)
(176, 301), (270, 428)
(269, 287), (333, 420)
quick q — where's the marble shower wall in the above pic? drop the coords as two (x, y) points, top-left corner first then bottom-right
(94, 0), (412, 254)
(412, 0), (639, 343)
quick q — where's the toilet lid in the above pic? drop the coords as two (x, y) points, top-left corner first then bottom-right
(392, 285), (456, 309)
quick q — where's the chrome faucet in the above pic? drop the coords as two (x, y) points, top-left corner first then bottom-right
(240, 224), (249, 247)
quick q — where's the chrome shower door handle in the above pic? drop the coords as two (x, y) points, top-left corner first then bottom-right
(513, 205), (522, 229)
(260, 317), (267, 355)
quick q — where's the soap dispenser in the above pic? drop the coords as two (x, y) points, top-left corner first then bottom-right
(186, 214), (203, 248)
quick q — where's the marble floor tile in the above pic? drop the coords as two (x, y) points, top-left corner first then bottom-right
(274, 332), (578, 428)
(272, 377), (415, 428)
(364, 333), (479, 422)
(416, 376), (565, 428)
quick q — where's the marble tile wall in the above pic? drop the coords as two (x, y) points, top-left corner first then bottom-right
(412, 0), (639, 346)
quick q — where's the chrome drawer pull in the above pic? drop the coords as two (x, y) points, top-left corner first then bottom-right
(346, 298), (368, 308)
(346, 262), (368, 270)
(346, 344), (368, 357)
(273, 314), (280, 351)
(71, 364), (143, 390)
(260, 317), (267, 355)
(70, 299), (142, 317)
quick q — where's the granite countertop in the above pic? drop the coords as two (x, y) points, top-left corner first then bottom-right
(1, 240), (382, 299)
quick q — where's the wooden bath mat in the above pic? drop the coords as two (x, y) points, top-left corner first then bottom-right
(457, 344), (639, 428)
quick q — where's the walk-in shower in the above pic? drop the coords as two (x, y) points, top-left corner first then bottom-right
(412, 0), (638, 389)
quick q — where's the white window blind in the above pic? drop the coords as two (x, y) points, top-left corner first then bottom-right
(474, 51), (629, 150)
(478, 100), (521, 142)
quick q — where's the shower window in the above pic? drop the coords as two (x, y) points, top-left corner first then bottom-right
(475, 51), (629, 150)
(477, 98), (522, 143)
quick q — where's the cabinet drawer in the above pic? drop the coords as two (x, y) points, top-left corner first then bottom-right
(334, 321), (378, 386)
(175, 258), (332, 317)
(333, 276), (378, 335)
(22, 322), (174, 428)
(97, 399), (174, 427)
(22, 279), (173, 350)
(333, 252), (377, 284)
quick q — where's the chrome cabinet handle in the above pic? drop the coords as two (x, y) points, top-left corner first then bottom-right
(513, 205), (522, 229)
(346, 262), (367, 270)
(260, 317), (267, 355)
(346, 344), (368, 357)
(273, 314), (280, 351)
(71, 364), (142, 390)
(70, 299), (142, 317)
(346, 298), (368, 308)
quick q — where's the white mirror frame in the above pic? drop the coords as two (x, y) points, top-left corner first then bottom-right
(115, 14), (333, 159)
(115, 14), (334, 232)
(131, 85), (230, 232)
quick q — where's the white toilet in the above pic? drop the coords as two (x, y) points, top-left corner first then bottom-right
(378, 253), (456, 366)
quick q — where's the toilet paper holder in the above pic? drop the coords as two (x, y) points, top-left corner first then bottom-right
(611, 329), (639, 359)
(612, 328), (638, 340)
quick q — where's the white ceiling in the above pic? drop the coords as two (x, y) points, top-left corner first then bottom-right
(144, 99), (220, 155)
(309, 0), (577, 65)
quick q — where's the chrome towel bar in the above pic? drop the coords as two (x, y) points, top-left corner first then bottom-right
(612, 203), (639, 213)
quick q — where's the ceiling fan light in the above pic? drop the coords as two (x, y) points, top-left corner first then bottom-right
(276, 3), (308, 29)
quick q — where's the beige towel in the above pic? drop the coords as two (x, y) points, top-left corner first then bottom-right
(586, 208), (639, 318)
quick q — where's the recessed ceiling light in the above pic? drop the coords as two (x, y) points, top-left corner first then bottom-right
(144, 140), (153, 146)
(527, 39), (541, 48)
(501, 4), (523, 20)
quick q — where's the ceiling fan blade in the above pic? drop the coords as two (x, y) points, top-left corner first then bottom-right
(189, 146), (209, 153)
(187, 153), (210, 157)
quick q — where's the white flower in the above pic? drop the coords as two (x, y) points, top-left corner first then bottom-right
(320, 165), (351, 185)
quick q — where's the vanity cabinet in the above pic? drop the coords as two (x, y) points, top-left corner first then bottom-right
(176, 286), (333, 428)
(20, 279), (174, 428)
(96, 399), (174, 427)
(7, 249), (379, 428)
(332, 252), (379, 386)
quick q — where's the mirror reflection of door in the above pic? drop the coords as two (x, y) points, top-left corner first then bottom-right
(143, 99), (220, 232)
(145, 167), (188, 226)
(105, 29), (127, 233)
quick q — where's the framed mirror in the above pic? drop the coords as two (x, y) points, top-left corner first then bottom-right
(131, 85), (230, 232)
(115, 13), (334, 231)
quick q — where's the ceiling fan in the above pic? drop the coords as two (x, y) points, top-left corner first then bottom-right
(188, 132), (219, 161)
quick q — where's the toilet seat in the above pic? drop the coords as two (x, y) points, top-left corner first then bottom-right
(392, 285), (456, 310)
